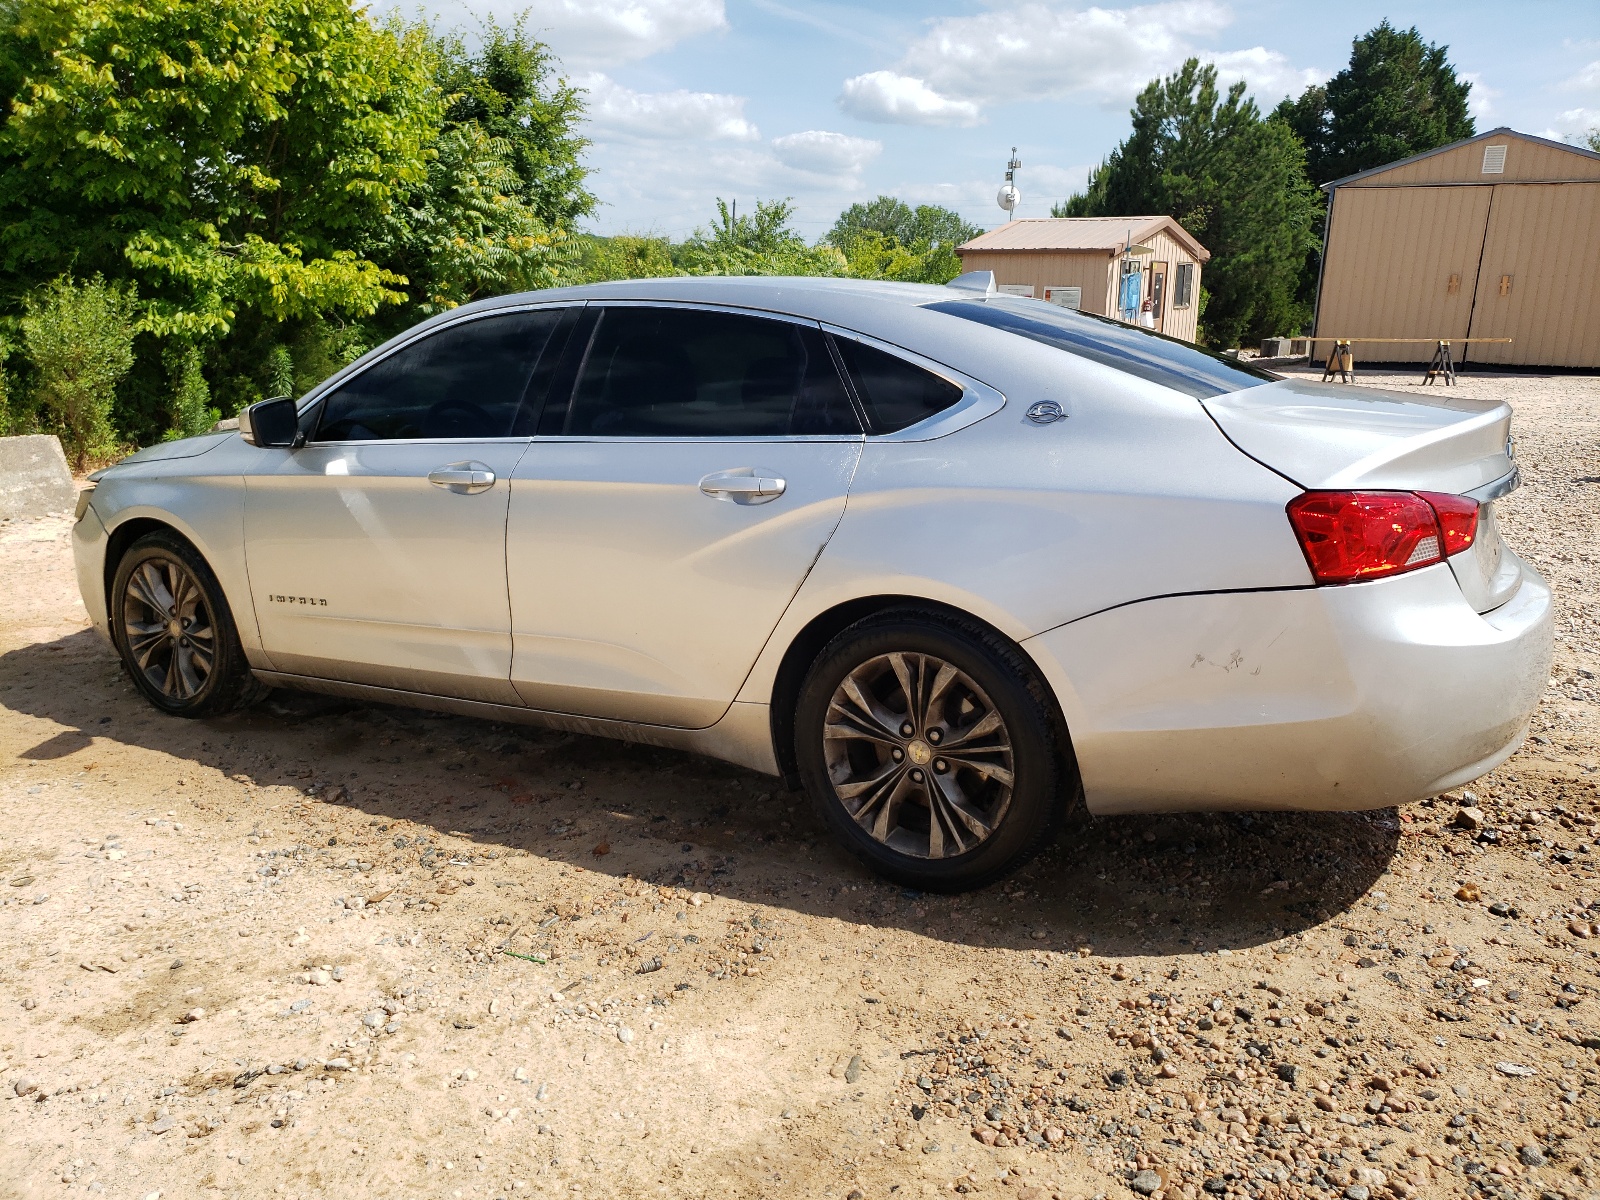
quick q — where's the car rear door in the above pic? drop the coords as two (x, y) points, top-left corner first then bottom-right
(245, 307), (575, 703)
(507, 303), (863, 728)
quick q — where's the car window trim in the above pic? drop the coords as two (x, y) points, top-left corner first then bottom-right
(298, 300), (581, 443)
(535, 300), (865, 442)
(820, 324), (1006, 441)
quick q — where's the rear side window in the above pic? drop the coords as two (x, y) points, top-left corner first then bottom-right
(925, 297), (1274, 399)
(544, 306), (858, 437)
(831, 337), (965, 433)
(314, 309), (565, 442)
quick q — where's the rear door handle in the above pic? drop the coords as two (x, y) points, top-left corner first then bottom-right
(428, 461), (496, 494)
(699, 468), (786, 505)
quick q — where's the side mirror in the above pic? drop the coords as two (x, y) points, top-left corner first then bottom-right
(240, 395), (304, 448)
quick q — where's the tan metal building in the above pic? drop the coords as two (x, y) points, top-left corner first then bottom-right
(1314, 127), (1600, 367)
(955, 216), (1209, 342)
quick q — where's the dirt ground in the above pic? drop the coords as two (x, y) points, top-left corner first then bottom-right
(1, 367), (1597, 1200)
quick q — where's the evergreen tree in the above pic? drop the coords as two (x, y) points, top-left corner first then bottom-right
(1054, 59), (1318, 348)
(1275, 21), (1474, 186)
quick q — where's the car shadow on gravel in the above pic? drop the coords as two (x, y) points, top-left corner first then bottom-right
(3, 630), (1400, 959)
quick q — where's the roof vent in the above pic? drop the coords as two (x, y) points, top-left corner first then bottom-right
(946, 270), (997, 295)
(1481, 144), (1507, 174)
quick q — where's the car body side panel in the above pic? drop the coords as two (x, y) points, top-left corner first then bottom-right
(1024, 555), (1552, 814)
(736, 357), (1310, 706)
(78, 438), (260, 658)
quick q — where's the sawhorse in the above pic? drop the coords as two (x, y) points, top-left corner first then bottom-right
(1320, 340), (1354, 383)
(1423, 340), (1458, 385)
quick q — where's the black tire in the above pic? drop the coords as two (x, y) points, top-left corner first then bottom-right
(110, 530), (267, 718)
(794, 608), (1072, 892)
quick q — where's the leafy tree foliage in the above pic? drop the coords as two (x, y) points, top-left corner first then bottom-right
(0, 0), (593, 444)
(20, 275), (138, 466)
(1275, 21), (1475, 186)
(1057, 59), (1318, 348)
(675, 199), (845, 277)
(433, 17), (593, 229)
(825, 197), (979, 283)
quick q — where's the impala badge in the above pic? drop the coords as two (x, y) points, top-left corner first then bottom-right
(1025, 400), (1066, 424)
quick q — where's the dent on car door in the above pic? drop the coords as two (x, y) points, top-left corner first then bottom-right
(507, 304), (864, 728)
(245, 307), (575, 703)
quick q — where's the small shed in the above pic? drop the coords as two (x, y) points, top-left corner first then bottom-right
(1314, 127), (1600, 367)
(955, 216), (1210, 342)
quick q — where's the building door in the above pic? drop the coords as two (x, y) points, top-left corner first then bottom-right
(1149, 262), (1168, 333)
(1465, 183), (1600, 367)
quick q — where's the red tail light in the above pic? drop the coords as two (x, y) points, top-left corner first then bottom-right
(1286, 490), (1478, 585)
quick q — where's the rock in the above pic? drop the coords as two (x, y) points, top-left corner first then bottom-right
(844, 1055), (863, 1084)
(1130, 1169), (1163, 1195)
(1455, 883), (1481, 901)
(1518, 1145), (1547, 1167)
(1352, 1167), (1386, 1187)
(0, 435), (76, 519)
(361, 1011), (385, 1029)
(150, 1116), (176, 1135)
(1494, 1062), (1536, 1077)
(1454, 808), (1486, 832)
(1343, 1187), (1370, 1200)
(324, 1058), (352, 1072)
(180, 1007), (205, 1023)
(1569, 919), (1596, 939)
(13, 1077), (37, 1097)
(1275, 1063), (1300, 1085)
(617, 1027), (634, 1044)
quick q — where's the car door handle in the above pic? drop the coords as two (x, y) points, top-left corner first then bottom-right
(428, 461), (496, 494)
(699, 468), (786, 505)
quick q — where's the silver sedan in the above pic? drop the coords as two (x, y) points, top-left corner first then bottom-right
(72, 275), (1553, 890)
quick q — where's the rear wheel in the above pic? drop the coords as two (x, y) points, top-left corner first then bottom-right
(795, 609), (1070, 891)
(111, 531), (265, 718)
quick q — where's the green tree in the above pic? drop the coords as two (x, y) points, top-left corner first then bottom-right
(1275, 21), (1474, 186)
(1584, 128), (1600, 154)
(569, 235), (680, 283)
(20, 275), (138, 467)
(1057, 59), (1318, 348)
(432, 16), (594, 229)
(0, 0), (440, 338)
(164, 343), (218, 441)
(824, 197), (980, 284)
(675, 199), (846, 277)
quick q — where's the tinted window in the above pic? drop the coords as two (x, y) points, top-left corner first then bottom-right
(925, 297), (1274, 399)
(314, 309), (565, 441)
(547, 307), (857, 437)
(831, 337), (965, 433)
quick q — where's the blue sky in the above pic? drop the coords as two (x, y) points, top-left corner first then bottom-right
(397, 0), (1600, 240)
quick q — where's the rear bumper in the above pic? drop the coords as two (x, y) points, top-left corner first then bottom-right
(1023, 553), (1553, 814)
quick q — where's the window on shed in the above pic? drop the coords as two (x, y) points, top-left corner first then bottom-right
(1481, 145), (1507, 174)
(1173, 263), (1195, 309)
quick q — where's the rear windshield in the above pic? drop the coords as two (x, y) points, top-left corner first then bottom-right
(925, 297), (1275, 400)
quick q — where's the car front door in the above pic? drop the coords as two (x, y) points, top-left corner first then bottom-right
(507, 303), (864, 728)
(245, 307), (574, 703)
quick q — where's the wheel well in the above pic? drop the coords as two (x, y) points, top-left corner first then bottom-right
(102, 518), (187, 612)
(767, 596), (1076, 790)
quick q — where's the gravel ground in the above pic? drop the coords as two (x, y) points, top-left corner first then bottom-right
(0, 367), (1597, 1200)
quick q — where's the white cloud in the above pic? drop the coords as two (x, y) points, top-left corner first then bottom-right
(838, 1), (1326, 125)
(581, 74), (759, 141)
(1212, 48), (1324, 104)
(771, 130), (883, 176)
(1545, 107), (1600, 142)
(415, 0), (727, 68)
(838, 71), (982, 127)
(1561, 60), (1600, 92)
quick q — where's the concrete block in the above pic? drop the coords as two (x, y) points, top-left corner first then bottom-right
(0, 434), (78, 519)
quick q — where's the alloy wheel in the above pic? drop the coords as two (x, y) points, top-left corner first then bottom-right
(122, 556), (216, 702)
(822, 651), (1014, 860)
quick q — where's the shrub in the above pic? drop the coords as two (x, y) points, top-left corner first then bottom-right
(164, 344), (219, 441)
(20, 275), (138, 467)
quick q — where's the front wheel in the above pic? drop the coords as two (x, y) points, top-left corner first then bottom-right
(110, 531), (265, 718)
(794, 609), (1071, 892)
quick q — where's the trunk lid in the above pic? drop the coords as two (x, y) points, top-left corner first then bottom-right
(1202, 377), (1520, 613)
(1199, 377), (1513, 493)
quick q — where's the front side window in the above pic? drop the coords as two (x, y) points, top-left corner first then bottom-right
(830, 337), (966, 434)
(926, 296), (1272, 399)
(544, 306), (858, 438)
(314, 309), (566, 442)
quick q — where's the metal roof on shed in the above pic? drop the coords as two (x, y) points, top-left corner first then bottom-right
(957, 216), (1209, 261)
